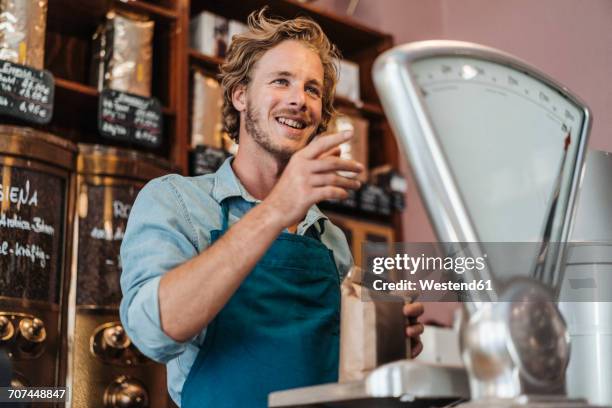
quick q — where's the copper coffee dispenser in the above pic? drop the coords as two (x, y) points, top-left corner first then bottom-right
(67, 145), (172, 408)
(0, 125), (76, 389)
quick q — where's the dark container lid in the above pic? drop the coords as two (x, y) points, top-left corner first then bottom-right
(77, 144), (176, 181)
(0, 125), (76, 171)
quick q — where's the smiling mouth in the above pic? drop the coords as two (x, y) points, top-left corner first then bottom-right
(276, 116), (307, 130)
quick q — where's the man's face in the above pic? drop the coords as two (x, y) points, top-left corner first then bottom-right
(236, 40), (324, 161)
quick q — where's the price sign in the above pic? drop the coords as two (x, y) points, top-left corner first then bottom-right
(76, 183), (140, 306)
(98, 88), (163, 148)
(190, 146), (228, 176)
(359, 184), (392, 215)
(0, 60), (54, 124)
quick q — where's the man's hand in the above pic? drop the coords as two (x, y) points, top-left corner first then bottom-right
(404, 302), (425, 358)
(264, 131), (364, 228)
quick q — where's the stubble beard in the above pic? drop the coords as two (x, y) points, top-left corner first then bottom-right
(244, 100), (317, 166)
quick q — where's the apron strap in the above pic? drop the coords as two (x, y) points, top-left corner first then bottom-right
(221, 200), (230, 232)
(220, 200), (327, 241)
(305, 219), (326, 241)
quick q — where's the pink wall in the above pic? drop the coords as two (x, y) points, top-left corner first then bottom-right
(321, 0), (612, 151)
(319, 0), (612, 242)
(438, 0), (612, 153)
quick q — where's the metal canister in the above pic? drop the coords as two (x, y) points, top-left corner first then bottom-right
(559, 149), (612, 406)
(0, 125), (76, 387)
(67, 144), (173, 408)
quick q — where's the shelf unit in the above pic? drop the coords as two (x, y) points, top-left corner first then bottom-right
(2, 0), (402, 238)
(36, 0), (188, 165)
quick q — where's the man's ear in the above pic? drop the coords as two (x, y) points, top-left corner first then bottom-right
(232, 83), (247, 112)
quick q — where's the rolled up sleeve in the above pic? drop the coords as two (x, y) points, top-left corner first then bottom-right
(119, 176), (204, 363)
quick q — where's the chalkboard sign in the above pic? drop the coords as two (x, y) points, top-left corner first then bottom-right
(321, 188), (359, 212)
(0, 60), (54, 124)
(76, 182), (141, 306)
(0, 165), (65, 303)
(190, 145), (228, 176)
(98, 88), (163, 148)
(359, 184), (392, 215)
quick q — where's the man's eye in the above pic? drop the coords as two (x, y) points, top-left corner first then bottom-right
(272, 78), (289, 85)
(306, 86), (321, 97)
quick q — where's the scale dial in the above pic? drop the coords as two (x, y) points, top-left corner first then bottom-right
(412, 56), (584, 244)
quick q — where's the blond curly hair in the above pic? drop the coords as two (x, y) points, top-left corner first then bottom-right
(219, 9), (340, 142)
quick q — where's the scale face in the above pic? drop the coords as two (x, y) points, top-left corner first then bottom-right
(413, 56), (584, 242)
(373, 42), (591, 287)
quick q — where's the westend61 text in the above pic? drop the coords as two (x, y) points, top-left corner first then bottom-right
(372, 279), (494, 292)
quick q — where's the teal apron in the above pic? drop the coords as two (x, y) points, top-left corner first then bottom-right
(181, 201), (341, 408)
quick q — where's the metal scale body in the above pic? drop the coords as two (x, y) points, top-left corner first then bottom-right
(269, 41), (606, 408)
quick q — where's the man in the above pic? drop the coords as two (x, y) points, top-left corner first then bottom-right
(120, 10), (424, 408)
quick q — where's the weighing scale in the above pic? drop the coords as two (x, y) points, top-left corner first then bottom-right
(269, 41), (607, 408)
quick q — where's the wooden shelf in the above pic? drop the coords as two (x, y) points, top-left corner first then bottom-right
(54, 78), (176, 116)
(361, 101), (385, 117)
(48, 77), (177, 162)
(335, 96), (385, 117)
(43, 0), (187, 171)
(47, 0), (177, 37)
(55, 77), (98, 97)
(188, 49), (223, 73)
(319, 204), (395, 225)
(190, 0), (391, 58)
(114, 0), (179, 22)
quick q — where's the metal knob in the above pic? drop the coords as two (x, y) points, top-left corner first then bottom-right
(10, 377), (26, 388)
(101, 324), (131, 358)
(0, 316), (14, 342)
(18, 317), (46, 347)
(103, 325), (130, 349)
(104, 376), (149, 408)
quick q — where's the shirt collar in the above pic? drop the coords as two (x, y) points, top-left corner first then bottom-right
(212, 157), (258, 204)
(211, 156), (328, 230)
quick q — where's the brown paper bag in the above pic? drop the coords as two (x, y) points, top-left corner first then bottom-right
(0, 0), (48, 69)
(326, 113), (369, 182)
(190, 70), (224, 149)
(339, 267), (407, 382)
(91, 10), (154, 97)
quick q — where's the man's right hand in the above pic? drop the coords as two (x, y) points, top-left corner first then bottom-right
(264, 130), (364, 228)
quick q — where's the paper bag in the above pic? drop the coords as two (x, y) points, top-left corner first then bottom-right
(327, 113), (369, 182)
(339, 266), (407, 382)
(191, 70), (224, 149)
(91, 10), (154, 97)
(0, 0), (48, 69)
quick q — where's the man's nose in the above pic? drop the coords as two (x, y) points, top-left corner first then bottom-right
(287, 85), (307, 110)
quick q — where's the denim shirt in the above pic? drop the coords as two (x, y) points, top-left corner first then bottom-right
(119, 157), (353, 406)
